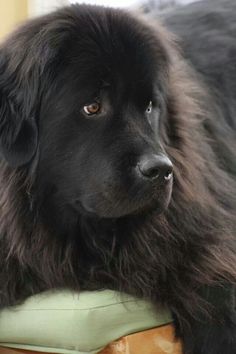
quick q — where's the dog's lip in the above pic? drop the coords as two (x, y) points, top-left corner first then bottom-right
(74, 188), (172, 218)
(73, 176), (173, 218)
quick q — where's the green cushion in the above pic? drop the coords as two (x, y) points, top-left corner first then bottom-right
(0, 290), (172, 354)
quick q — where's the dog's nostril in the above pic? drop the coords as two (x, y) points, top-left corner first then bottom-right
(137, 154), (173, 180)
(164, 169), (173, 181)
(139, 163), (160, 179)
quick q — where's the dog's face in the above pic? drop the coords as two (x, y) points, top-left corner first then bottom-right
(0, 5), (173, 219)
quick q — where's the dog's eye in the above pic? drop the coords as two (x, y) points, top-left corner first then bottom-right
(146, 101), (152, 114)
(83, 102), (100, 115)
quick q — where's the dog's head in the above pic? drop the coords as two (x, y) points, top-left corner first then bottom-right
(0, 5), (173, 219)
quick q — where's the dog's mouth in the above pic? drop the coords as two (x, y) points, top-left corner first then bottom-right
(75, 176), (173, 219)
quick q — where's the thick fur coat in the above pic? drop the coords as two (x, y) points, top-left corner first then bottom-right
(0, 0), (235, 353)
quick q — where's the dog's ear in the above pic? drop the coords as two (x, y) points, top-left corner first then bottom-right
(0, 14), (71, 168)
(0, 43), (40, 167)
(0, 13), (63, 168)
(0, 85), (38, 168)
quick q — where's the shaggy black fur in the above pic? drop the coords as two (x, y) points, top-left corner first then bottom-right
(0, 1), (235, 353)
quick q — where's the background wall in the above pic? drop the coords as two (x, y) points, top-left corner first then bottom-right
(0, 0), (28, 40)
(0, 0), (69, 40)
(0, 0), (197, 41)
(28, 0), (68, 17)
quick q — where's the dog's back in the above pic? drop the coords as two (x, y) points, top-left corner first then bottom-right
(162, 0), (236, 175)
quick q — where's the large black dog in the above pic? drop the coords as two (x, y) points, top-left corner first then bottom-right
(0, 0), (235, 353)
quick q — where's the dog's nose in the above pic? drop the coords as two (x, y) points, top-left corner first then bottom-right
(137, 154), (173, 180)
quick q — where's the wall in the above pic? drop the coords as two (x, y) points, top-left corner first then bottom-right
(28, 0), (68, 17)
(0, 0), (28, 40)
(0, 0), (69, 41)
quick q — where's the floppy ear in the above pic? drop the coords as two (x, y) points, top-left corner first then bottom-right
(0, 88), (38, 168)
(0, 47), (39, 168)
(0, 13), (72, 168)
(0, 14), (60, 168)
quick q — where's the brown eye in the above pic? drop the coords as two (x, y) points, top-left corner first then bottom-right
(83, 102), (100, 115)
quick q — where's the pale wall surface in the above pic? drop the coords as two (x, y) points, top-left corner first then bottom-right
(0, 0), (69, 40)
(28, 0), (68, 17)
(0, 0), (28, 40)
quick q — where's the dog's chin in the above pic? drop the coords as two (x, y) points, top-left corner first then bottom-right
(76, 188), (173, 219)
(133, 197), (171, 217)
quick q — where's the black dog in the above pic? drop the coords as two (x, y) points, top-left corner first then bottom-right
(0, 1), (235, 353)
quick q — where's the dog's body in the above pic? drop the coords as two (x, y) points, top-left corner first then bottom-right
(0, 1), (235, 353)
(164, 0), (236, 164)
